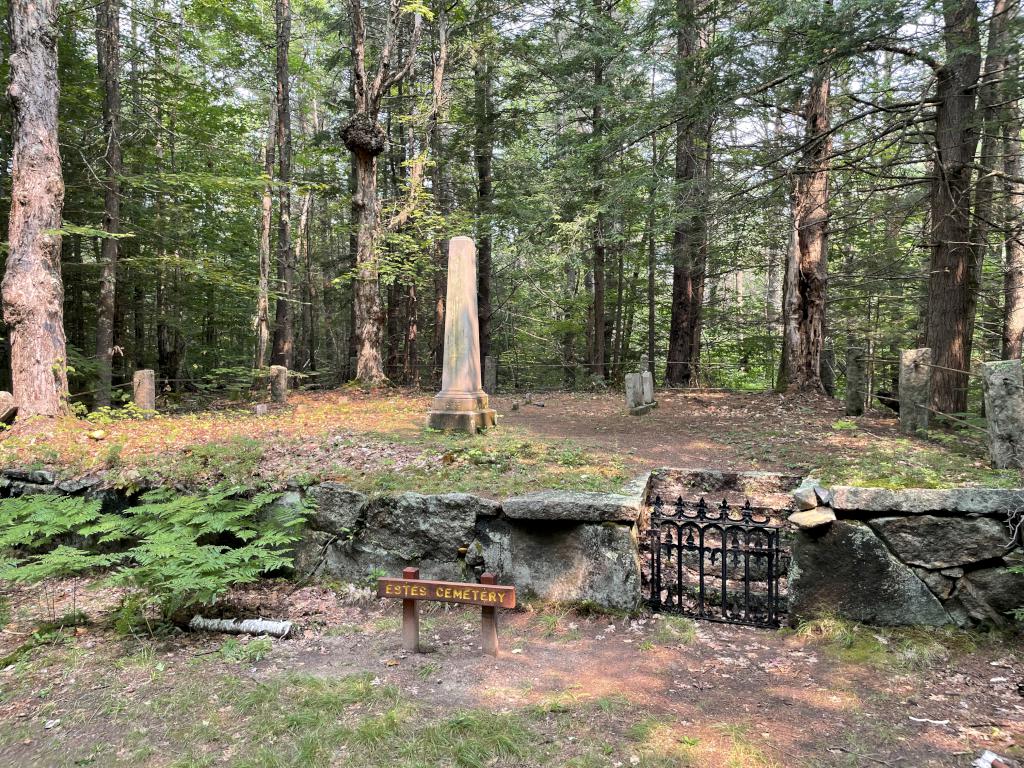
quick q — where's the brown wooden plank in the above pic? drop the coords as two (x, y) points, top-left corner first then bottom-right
(377, 577), (516, 609)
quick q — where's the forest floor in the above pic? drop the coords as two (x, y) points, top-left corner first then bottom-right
(0, 389), (1019, 495)
(0, 578), (1022, 768)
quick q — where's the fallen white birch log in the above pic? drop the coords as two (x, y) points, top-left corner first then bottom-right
(189, 615), (292, 638)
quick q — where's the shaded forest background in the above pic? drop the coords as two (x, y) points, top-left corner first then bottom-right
(0, 0), (1021, 414)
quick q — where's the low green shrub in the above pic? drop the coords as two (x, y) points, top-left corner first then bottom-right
(0, 487), (304, 621)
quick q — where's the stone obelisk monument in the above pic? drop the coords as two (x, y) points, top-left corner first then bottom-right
(427, 236), (497, 432)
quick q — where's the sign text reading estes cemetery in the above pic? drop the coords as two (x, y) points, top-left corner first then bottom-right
(377, 577), (516, 608)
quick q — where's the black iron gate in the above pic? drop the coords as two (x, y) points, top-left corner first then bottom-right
(645, 496), (787, 628)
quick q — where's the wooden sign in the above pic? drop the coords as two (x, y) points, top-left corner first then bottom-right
(377, 577), (516, 608)
(377, 568), (515, 656)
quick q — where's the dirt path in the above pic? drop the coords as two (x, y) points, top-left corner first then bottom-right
(493, 390), (900, 473)
(1, 581), (1021, 767)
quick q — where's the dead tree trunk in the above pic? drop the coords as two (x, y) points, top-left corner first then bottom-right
(3, 0), (69, 417)
(925, 0), (982, 413)
(94, 0), (122, 407)
(779, 66), (831, 393)
(270, 0), (294, 369)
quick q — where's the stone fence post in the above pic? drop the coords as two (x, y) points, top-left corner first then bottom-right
(899, 348), (932, 434)
(844, 346), (865, 416)
(132, 369), (156, 414)
(483, 355), (497, 395)
(270, 365), (289, 404)
(981, 359), (1024, 469)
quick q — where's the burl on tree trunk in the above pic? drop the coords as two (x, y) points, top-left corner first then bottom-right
(2, 0), (69, 417)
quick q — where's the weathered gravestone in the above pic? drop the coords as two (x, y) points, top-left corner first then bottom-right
(270, 365), (288, 404)
(624, 373), (653, 415)
(483, 355), (497, 395)
(899, 348), (932, 434)
(844, 346), (865, 417)
(981, 359), (1024, 469)
(132, 369), (156, 414)
(427, 237), (497, 432)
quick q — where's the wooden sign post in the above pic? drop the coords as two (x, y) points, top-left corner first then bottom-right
(377, 568), (516, 656)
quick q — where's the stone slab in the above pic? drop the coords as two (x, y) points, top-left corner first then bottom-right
(472, 518), (641, 612)
(829, 486), (1024, 515)
(502, 490), (643, 523)
(867, 515), (1012, 569)
(788, 507), (836, 530)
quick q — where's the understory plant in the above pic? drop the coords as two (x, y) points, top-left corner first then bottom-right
(0, 486), (304, 621)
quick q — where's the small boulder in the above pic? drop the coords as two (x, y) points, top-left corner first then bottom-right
(0, 391), (16, 424)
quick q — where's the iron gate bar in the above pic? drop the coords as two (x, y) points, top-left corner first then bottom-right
(646, 495), (786, 628)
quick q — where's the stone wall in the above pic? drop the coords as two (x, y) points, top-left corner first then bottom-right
(788, 484), (1024, 627)
(293, 478), (648, 612)
(3, 465), (1022, 626)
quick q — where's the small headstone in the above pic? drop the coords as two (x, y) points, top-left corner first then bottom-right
(254, 403), (269, 417)
(640, 353), (649, 373)
(0, 391), (17, 424)
(641, 371), (655, 406)
(625, 373), (653, 415)
(899, 348), (932, 434)
(483, 355), (497, 395)
(132, 369), (156, 414)
(844, 346), (865, 416)
(270, 365), (289, 404)
(981, 359), (1024, 469)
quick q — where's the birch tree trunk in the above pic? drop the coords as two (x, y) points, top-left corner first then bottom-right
(95, 0), (122, 407)
(3, 0), (68, 417)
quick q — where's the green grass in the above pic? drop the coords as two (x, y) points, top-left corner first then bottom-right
(219, 636), (273, 664)
(796, 614), (981, 670)
(650, 615), (697, 646)
(813, 438), (1022, 489)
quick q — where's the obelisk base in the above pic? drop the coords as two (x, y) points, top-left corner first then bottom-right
(427, 391), (496, 433)
(426, 408), (497, 433)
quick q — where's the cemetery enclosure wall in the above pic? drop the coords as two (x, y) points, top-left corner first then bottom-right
(2, 467), (1021, 625)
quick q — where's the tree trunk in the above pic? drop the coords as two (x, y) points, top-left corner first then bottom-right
(94, 0), (121, 407)
(1002, 5), (1024, 358)
(779, 66), (831, 393)
(590, 2), (607, 378)
(474, 29), (494, 372)
(352, 150), (386, 383)
(3, 0), (68, 417)
(665, 0), (707, 387)
(344, 0), (422, 385)
(925, 0), (982, 413)
(255, 94), (277, 370)
(270, 0), (293, 369)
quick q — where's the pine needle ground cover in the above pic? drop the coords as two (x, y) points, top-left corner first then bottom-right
(0, 389), (1017, 495)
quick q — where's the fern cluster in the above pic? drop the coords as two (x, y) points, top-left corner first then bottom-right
(0, 487), (305, 618)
